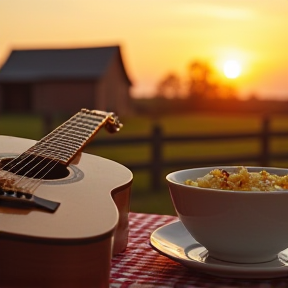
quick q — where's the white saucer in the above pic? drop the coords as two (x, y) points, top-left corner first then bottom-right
(150, 221), (288, 279)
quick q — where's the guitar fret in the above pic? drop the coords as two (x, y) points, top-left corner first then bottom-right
(45, 134), (89, 148)
(37, 137), (82, 150)
(62, 119), (103, 129)
(72, 115), (105, 124)
(51, 138), (87, 149)
(30, 143), (78, 158)
(41, 131), (87, 144)
(31, 134), (87, 157)
(30, 151), (72, 163)
(39, 114), (104, 142)
(51, 120), (104, 136)
(58, 128), (95, 139)
(26, 109), (122, 165)
(30, 146), (76, 160)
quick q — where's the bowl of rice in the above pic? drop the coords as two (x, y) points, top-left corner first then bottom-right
(166, 166), (288, 263)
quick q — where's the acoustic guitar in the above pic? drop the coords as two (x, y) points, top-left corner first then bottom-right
(0, 109), (133, 288)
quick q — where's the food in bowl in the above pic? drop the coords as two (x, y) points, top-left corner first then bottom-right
(184, 166), (288, 191)
(166, 166), (288, 263)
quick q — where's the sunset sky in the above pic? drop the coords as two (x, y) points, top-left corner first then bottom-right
(1, 0), (288, 100)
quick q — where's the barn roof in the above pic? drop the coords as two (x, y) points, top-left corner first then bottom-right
(0, 46), (132, 84)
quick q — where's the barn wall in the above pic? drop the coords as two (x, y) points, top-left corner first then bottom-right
(94, 55), (132, 116)
(32, 81), (95, 115)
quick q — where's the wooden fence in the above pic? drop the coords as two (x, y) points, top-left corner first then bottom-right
(88, 117), (288, 190)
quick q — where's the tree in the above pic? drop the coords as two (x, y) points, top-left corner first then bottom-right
(156, 73), (181, 98)
(186, 61), (217, 100)
(155, 60), (238, 103)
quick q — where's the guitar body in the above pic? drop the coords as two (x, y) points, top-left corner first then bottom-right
(0, 135), (133, 288)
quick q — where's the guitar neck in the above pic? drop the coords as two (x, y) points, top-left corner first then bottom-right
(26, 109), (122, 165)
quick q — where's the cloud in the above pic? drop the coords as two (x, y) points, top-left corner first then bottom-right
(177, 3), (255, 21)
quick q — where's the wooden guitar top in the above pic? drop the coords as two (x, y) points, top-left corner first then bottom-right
(0, 135), (133, 243)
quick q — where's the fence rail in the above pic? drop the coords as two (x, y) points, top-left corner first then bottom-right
(88, 117), (288, 190)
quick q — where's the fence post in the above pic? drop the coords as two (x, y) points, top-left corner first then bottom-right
(151, 124), (163, 191)
(261, 116), (270, 167)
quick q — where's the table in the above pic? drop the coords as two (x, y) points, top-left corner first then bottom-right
(110, 212), (288, 288)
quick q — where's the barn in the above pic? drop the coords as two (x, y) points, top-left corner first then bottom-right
(0, 46), (132, 116)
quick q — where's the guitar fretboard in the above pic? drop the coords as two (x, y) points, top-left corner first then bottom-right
(26, 109), (122, 165)
(0, 108), (122, 211)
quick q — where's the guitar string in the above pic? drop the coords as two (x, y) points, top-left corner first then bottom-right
(18, 112), (112, 193)
(0, 108), (111, 176)
(10, 117), (86, 191)
(0, 111), (82, 173)
(18, 113), (106, 192)
(0, 111), (110, 195)
(0, 114), (82, 193)
(0, 112), (84, 186)
(3, 112), (105, 194)
(12, 112), (108, 193)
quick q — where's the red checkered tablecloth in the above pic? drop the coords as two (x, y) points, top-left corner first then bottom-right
(110, 212), (288, 288)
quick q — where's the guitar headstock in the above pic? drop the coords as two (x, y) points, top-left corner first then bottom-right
(105, 113), (123, 133)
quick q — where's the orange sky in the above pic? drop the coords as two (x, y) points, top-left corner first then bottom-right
(0, 0), (288, 100)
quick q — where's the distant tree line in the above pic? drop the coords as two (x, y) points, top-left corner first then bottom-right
(156, 60), (237, 100)
(131, 59), (288, 117)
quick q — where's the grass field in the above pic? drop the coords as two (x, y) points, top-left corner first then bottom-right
(1, 112), (288, 215)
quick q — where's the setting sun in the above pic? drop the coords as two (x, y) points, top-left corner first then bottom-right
(0, 0), (288, 99)
(223, 60), (242, 79)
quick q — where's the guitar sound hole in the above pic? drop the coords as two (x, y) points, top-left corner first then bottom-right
(0, 157), (70, 180)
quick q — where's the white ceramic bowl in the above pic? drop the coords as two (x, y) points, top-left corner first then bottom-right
(166, 166), (288, 264)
